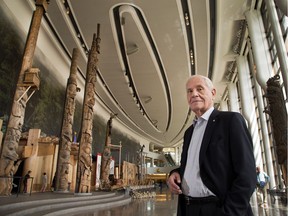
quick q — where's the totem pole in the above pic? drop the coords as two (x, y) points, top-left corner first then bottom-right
(75, 25), (101, 193)
(100, 113), (117, 189)
(0, 0), (49, 196)
(0, 119), (3, 150)
(264, 74), (287, 185)
(56, 48), (80, 191)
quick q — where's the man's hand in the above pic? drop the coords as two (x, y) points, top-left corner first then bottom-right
(167, 172), (182, 194)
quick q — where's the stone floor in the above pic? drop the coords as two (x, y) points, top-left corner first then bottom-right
(0, 186), (287, 216)
(71, 189), (178, 216)
(72, 187), (287, 216)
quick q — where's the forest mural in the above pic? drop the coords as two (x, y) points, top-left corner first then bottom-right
(0, 4), (141, 164)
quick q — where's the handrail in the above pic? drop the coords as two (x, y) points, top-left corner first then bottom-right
(0, 176), (34, 197)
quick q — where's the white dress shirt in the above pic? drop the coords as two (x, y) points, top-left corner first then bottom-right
(182, 107), (215, 197)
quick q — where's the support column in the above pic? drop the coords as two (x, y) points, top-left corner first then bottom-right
(0, 1), (49, 196)
(227, 83), (240, 112)
(220, 100), (228, 111)
(175, 146), (179, 165)
(149, 143), (155, 152)
(56, 48), (80, 192)
(245, 10), (273, 90)
(265, 0), (288, 96)
(247, 43), (276, 188)
(237, 56), (265, 208)
(237, 56), (263, 170)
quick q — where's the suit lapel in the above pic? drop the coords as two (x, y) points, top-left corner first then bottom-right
(182, 125), (193, 161)
(199, 109), (219, 164)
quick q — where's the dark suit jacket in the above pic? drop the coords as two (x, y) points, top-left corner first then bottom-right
(173, 109), (256, 216)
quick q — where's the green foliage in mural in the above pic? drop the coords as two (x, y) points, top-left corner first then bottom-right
(92, 114), (106, 153)
(0, 8), (23, 118)
(24, 71), (66, 136)
(0, 4), (141, 163)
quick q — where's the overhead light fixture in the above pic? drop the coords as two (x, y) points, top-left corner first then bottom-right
(126, 44), (139, 55)
(143, 96), (152, 104)
(152, 120), (158, 125)
(185, 13), (190, 26)
(190, 49), (194, 65)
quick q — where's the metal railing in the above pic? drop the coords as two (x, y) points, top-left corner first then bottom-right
(0, 176), (34, 197)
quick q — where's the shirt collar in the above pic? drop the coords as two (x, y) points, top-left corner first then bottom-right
(195, 106), (214, 122)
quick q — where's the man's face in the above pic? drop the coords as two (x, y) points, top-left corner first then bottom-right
(186, 76), (216, 117)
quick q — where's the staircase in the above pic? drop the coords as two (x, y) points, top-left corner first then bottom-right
(0, 191), (131, 216)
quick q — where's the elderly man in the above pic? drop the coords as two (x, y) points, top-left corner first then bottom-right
(167, 75), (256, 216)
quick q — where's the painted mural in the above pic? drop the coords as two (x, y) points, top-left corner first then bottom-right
(0, 4), (141, 164)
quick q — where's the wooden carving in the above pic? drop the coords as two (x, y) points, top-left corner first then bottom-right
(264, 74), (287, 184)
(56, 48), (80, 191)
(0, 160), (22, 195)
(76, 25), (101, 193)
(0, 0), (48, 196)
(100, 113), (117, 190)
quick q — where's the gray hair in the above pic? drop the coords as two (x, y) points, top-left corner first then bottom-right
(187, 75), (214, 90)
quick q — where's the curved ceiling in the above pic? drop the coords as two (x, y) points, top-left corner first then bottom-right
(3, 0), (251, 147)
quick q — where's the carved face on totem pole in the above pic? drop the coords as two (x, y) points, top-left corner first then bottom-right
(3, 141), (18, 161)
(67, 84), (77, 98)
